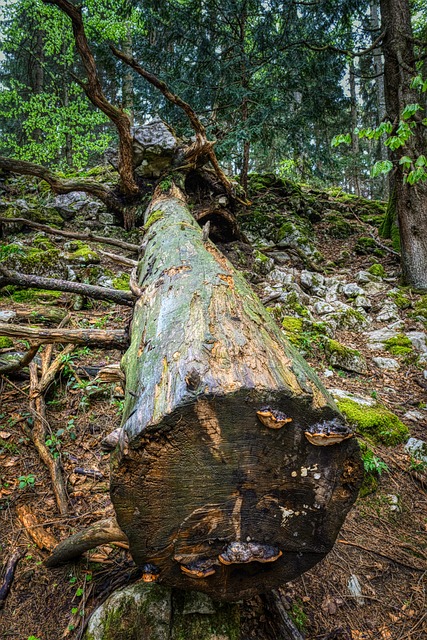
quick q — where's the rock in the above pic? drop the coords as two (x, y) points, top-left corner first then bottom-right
(341, 283), (366, 298)
(132, 120), (179, 177)
(405, 437), (427, 463)
(329, 388), (376, 407)
(325, 303), (369, 330)
(353, 296), (372, 310)
(323, 369), (334, 378)
(372, 357), (399, 370)
(365, 323), (404, 350)
(267, 268), (295, 286)
(403, 410), (425, 422)
(52, 192), (91, 219)
(407, 331), (427, 353)
(326, 339), (367, 374)
(313, 300), (335, 315)
(376, 302), (400, 323)
(300, 270), (325, 295)
(0, 310), (16, 322)
(98, 212), (115, 226)
(347, 575), (364, 606)
(386, 494), (401, 513)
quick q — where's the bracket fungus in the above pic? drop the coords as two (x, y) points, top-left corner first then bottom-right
(218, 542), (283, 566)
(304, 419), (353, 446)
(256, 407), (293, 429)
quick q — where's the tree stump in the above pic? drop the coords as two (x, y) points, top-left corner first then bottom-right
(111, 184), (363, 601)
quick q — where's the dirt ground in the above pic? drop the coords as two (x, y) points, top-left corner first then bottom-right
(0, 208), (426, 640)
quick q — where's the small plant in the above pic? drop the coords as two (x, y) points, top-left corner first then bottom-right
(362, 450), (389, 475)
(18, 474), (36, 489)
(290, 599), (308, 631)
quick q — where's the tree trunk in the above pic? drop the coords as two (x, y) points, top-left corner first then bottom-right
(370, 0), (388, 199)
(349, 59), (360, 196)
(380, 0), (427, 289)
(110, 183), (363, 602)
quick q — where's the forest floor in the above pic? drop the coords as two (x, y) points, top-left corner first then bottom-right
(0, 174), (426, 640)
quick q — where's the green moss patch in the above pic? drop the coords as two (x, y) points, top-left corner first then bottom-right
(0, 336), (14, 349)
(112, 273), (130, 290)
(354, 236), (382, 256)
(368, 263), (386, 278)
(388, 289), (412, 310)
(337, 398), (409, 446)
(383, 334), (413, 356)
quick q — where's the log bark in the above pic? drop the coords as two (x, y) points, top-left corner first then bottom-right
(0, 324), (129, 349)
(110, 185), (363, 602)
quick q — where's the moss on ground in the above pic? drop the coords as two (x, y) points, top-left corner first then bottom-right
(368, 263), (386, 278)
(0, 336), (14, 348)
(112, 273), (130, 290)
(337, 398), (409, 446)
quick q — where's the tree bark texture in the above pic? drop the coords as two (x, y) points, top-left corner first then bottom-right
(110, 185), (363, 601)
(380, 0), (427, 289)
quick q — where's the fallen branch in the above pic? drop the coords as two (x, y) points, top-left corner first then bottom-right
(0, 549), (24, 610)
(0, 265), (135, 306)
(337, 539), (426, 571)
(0, 217), (140, 253)
(98, 249), (138, 267)
(45, 517), (128, 567)
(0, 324), (129, 349)
(0, 157), (123, 212)
(0, 343), (42, 375)
(29, 347), (72, 515)
(16, 504), (58, 551)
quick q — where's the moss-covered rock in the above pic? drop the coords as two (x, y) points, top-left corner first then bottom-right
(112, 273), (131, 290)
(1, 243), (67, 278)
(337, 398), (409, 446)
(383, 334), (413, 356)
(413, 295), (427, 323)
(0, 336), (14, 349)
(323, 212), (354, 238)
(388, 289), (412, 310)
(326, 339), (367, 374)
(354, 236), (382, 256)
(368, 263), (386, 278)
(1, 288), (63, 304)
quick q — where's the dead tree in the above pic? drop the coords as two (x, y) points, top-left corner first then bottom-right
(0, 0), (363, 624)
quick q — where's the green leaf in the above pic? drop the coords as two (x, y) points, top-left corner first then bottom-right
(75, 587), (84, 597)
(399, 156), (412, 168)
(415, 155), (426, 168)
(371, 160), (393, 177)
(401, 103), (423, 120)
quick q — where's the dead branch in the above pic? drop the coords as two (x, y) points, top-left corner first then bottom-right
(29, 346), (73, 515)
(45, 517), (128, 567)
(0, 324), (129, 349)
(0, 343), (42, 375)
(16, 504), (58, 551)
(262, 590), (306, 640)
(0, 549), (24, 610)
(0, 265), (135, 306)
(111, 45), (247, 204)
(0, 217), (139, 252)
(43, 0), (137, 196)
(98, 249), (138, 267)
(337, 539), (426, 572)
(0, 157), (122, 212)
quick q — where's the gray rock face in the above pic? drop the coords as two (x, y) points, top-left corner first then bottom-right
(132, 120), (179, 177)
(407, 331), (427, 353)
(52, 192), (91, 219)
(372, 357), (400, 370)
(326, 341), (367, 374)
(341, 283), (366, 298)
(376, 302), (400, 323)
(0, 310), (16, 322)
(405, 437), (427, 463)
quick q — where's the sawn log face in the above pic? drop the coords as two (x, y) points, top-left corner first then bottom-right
(111, 190), (363, 601)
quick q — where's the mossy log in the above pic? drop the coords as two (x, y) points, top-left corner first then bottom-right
(111, 185), (363, 601)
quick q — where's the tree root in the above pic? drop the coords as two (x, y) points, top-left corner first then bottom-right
(45, 517), (128, 567)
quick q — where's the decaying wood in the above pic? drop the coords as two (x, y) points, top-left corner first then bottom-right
(110, 184), (363, 601)
(45, 517), (128, 567)
(28, 346), (75, 515)
(0, 343), (41, 375)
(263, 591), (306, 640)
(96, 363), (125, 384)
(0, 323), (129, 349)
(0, 549), (24, 610)
(101, 427), (123, 451)
(0, 266), (135, 306)
(16, 504), (58, 551)
(0, 217), (140, 252)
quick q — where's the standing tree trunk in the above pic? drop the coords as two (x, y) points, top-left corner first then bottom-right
(380, 0), (427, 289)
(349, 59), (360, 196)
(371, 0), (388, 199)
(111, 182), (363, 602)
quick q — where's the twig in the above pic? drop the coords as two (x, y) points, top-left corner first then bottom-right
(337, 539), (426, 571)
(98, 249), (137, 267)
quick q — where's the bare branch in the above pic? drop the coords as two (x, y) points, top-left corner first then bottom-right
(111, 45), (248, 204)
(0, 156), (123, 212)
(42, 0), (138, 196)
(0, 217), (140, 253)
(0, 343), (42, 375)
(0, 266), (135, 307)
(0, 324), (129, 349)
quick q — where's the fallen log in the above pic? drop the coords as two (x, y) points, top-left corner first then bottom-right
(0, 549), (23, 610)
(0, 324), (129, 349)
(0, 267), (135, 306)
(110, 184), (363, 601)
